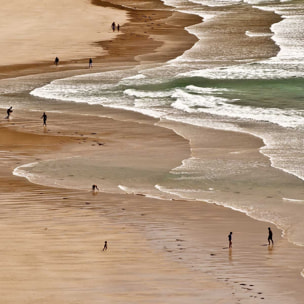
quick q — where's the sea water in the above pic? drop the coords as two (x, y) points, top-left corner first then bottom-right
(13, 0), (304, 246)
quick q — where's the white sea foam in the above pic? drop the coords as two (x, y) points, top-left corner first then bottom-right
(185, 85), (228, 94)
(123, 74), (146, 80)
(258, 2), (304, 64)
(180, 62), (304, 79)
(283, 198), (304, 204)
(171, 86), (304, 128)
(245, 30), (273, 37)
(118, 185), (134, 194)
(156, 184), (214, 194)
(187, 0), (242, 7)
(13, 162), (38, 182)
(118, 185), (173, 200)
(124, 89), (173, 98)
(172, 89), (230, 112)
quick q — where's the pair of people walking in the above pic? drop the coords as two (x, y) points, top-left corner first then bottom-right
(5, 108), (47, 127)
(55, 56), (93, 69)
(111, 21), (120, 32)
(228, 227), (273, 248)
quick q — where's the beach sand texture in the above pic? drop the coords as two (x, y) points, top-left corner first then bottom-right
(0, 0), (303, 303)
(0, 0), (127, 65)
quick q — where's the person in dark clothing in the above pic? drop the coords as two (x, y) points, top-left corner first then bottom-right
(228, 232), (233, 248)
(6, 106), (13, 119)
(54, 57), (59, 66)
(268, 227), (274, 245)
(111, 21), (116, 32)
(103, 241), (108, 251)
(92, 184), (99, 192)
(41, 112), (47, 126)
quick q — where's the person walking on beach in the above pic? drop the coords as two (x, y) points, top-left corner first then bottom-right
(89, 58), (93, 68)
(6, 106), (13, 119)
(268, 227), (274, 245)
(228, 232), (233, 248)
(111, 21), (116, 32)
(41, 112), (47, 126)
(103, 241), (108, 251)
(54, 57), (59, 66)
(117, 24), (120, 32)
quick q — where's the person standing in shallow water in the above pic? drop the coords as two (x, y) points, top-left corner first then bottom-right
(228, 232), (233, 248)
(41, 112), (47, 126)
(268, 227), (274, 245)
(6, 106), (13, 119)
(89, 58), (93, 68)
(54, 57), (59, 66)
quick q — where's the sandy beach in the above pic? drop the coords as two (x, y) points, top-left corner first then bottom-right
(0, 0), (304, 303)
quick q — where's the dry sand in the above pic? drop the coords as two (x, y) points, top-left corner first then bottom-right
(0, 0), (127, 66)
(0, 0), (303, 303)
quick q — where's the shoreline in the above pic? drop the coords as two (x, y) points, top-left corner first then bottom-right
(2, 110), (304, 303)
(1, 0), (304, 303)
(3, 97), (304, 302)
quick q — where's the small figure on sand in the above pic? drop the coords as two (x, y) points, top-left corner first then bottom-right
(89, 58), (93, 68)
(92, 184), (99, 192)
(117, 24), (120, 32)
(6, 106), (13, 119)
(103, 240), (108, 251)
(54, 57), (59, 66)
(41, 112), (47, 126)
(111, 21), (116, 32)
(268, 227), (273, 245)
(228, 232), (233, 248)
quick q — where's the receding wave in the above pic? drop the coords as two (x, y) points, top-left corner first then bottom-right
(245, 30), (273, 37)
(13, 162), (39, 183)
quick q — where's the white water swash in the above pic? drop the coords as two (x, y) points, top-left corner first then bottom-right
(14, 0), (304, 250)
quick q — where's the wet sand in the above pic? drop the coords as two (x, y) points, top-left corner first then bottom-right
(0, 0), (304, 303)
(1, 115), (304, 303)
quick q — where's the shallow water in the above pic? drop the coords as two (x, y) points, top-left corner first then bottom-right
(8, 0), (304, 247)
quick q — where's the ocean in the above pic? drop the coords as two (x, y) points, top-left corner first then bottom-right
(11, 0), (304, 248)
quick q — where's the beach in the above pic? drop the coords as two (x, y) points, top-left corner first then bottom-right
(0, 0), (304, 303)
